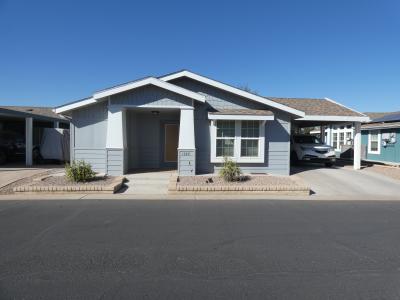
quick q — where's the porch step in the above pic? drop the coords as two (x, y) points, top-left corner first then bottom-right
(122, 170), (175, 195)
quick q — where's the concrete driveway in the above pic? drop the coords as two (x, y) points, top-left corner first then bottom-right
(292, 164), (400, 198)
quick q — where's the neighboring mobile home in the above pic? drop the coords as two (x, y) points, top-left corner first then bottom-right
(54, 70), (369, 176)
(361, 112), (400, 165)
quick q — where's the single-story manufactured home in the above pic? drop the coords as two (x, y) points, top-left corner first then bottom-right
(361, 112), (400, 165)
(55, 70), (369, 176)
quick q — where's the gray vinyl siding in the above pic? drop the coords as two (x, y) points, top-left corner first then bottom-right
(72, 101), (108, 148)
(71, 102), (108, 173)
(172, 78), (292, 175)
(170, 77), (266, 110)
(74, 148), (106, 173)
(110, 85), (193, 108)
(107, 149), (124, 175)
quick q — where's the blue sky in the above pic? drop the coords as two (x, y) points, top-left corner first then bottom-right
(0, 0), (399, 112)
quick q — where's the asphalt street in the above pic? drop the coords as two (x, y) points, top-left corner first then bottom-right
(1, 199), (400, 299)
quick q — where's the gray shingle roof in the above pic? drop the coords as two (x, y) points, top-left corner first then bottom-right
(0, 106), (68, 121)
(267, 97), (364, 117)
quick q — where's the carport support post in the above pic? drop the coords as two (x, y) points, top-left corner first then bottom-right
(320, 126), (325, 143)
(353, 122), (361, 170)
(25, 117), (33, 166)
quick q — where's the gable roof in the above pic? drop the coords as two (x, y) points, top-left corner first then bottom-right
(268, 97), (370, 122)
(0, 106), (68, 122)
(160, 70), (305, 118)
(55, 77), (206, 114)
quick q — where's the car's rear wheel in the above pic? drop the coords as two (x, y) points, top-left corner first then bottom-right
(325, 162), (334, 167)
(0, 149), (7, 165)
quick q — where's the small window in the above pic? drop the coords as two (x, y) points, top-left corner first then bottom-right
(368, 130), (381, 154)
(339, 132), (345, 149)
(333, 133), (338, 150)
(345, 132), (352, 145)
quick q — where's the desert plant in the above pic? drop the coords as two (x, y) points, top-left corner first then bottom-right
(65, 160), (95, 182)
(219, 157), (241, 182)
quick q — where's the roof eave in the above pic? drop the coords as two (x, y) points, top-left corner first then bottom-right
(296, 115), (371, 122)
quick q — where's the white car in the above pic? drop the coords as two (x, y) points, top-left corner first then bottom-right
(291, 134), (336, 167)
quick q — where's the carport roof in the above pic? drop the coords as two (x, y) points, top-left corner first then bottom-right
(267, 97), (370, 123)
(0, 106), (68, 122)
(268, 97), (363, 117)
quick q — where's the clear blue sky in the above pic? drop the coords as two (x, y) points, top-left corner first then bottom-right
(0, 0), (399, 112)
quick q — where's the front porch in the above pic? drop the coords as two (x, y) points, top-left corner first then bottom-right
(106, 106), (196, 176)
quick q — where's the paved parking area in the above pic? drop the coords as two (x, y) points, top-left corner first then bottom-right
(292, 164), (400, 198)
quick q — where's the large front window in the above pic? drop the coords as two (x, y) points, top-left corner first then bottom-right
(212, 120), (265, 163)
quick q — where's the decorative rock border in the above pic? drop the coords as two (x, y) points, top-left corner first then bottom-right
(168, 175), (310, 196)
(13, 176), (126, 194)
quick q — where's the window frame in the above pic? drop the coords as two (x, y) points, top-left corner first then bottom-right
(368, 130), (381, 154)
(210, 120), (265, 163)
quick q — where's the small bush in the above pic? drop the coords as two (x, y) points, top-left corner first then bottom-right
(219, 157), (241, 182)
(65, 160), (95, 182)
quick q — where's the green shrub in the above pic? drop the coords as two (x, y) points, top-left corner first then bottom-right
(219, 157), (241, 182)
(65, 160), (95, 182)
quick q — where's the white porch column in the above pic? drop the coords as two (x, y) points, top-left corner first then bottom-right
(178, 108), (196, 176)
(106, 106), (127, 175)
(325, 125), (331, 146)
(353, 122), (361, 170)
(25, 117), (33, 166)
(54, 121), (60, 128)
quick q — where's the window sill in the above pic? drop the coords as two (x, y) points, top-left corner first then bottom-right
(211, 157), (264, 164)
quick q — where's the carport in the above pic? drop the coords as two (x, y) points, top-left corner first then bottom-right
(268, 97), (370, 170)
(0, 106), (69, 166)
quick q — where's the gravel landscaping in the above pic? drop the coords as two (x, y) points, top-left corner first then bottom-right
(178, 175), (299, 187)
(12, 174), (125, 194)
(32, 175), (116, 186)
(0, 170), (58, 195)
(173, 175), (310, 194)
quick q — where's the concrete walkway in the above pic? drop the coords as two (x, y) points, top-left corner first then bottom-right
(121, 170), (175, 195)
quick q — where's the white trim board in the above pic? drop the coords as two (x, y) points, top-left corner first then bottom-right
(296, 115), (370, 122)
(54, 97), (97, 114)
(160, 70), (305, 118)
(55, 77), (206, 114)
(208, 113), (274, 121)
(93, 77), (206, 102)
